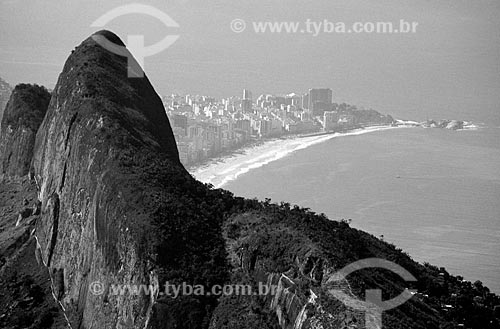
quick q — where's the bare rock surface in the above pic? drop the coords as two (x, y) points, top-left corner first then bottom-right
(32, 30), (227, 329)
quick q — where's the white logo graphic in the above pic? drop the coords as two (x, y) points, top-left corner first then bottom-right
(328, 258), (417, 329)
(91, 3), (180, 77)
(230, 19), (246, 33)
(89, 281), (105, 296)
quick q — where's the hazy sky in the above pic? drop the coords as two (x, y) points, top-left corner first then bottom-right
(1, 0), (499, 123)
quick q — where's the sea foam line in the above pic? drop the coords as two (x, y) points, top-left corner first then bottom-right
(192, 125), (400, 189)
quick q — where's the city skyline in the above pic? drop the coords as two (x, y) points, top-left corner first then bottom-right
(164, 86), (395, 165)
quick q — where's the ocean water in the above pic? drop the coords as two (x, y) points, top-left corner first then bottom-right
(193, 126), (500, 293)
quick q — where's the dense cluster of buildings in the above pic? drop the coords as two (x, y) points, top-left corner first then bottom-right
(164, 88), (390, 166)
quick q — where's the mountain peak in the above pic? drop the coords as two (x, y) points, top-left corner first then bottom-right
(91, 29), (126, 47)
(41, 29), (180, 164)
(0, 84), (50, 178)
(30, 31), (192, 328)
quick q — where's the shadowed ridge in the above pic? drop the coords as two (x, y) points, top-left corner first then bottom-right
(0, 84), (50, 178)
(30, 30), (218, 329)
(0, 76), (12, 135)
(1, 84), (50, 132)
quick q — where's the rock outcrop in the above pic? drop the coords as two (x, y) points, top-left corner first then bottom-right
(445, 120), (463, 130)
(0, 84), (50, 179)
(31, 30), (227, 328)
(0, 77), (12, 134)
(419, 119), (465, 130)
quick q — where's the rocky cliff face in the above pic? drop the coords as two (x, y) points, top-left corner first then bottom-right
(0, 77), (12, 134)
(31, 30), (227, 328)
(0, 84), (50, 179)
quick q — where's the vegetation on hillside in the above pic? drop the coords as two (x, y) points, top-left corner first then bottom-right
(167, 182), (500, 329)
(1, 84), (51, 131)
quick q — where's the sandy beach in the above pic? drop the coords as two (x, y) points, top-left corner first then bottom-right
(191, 125), (403, 188)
